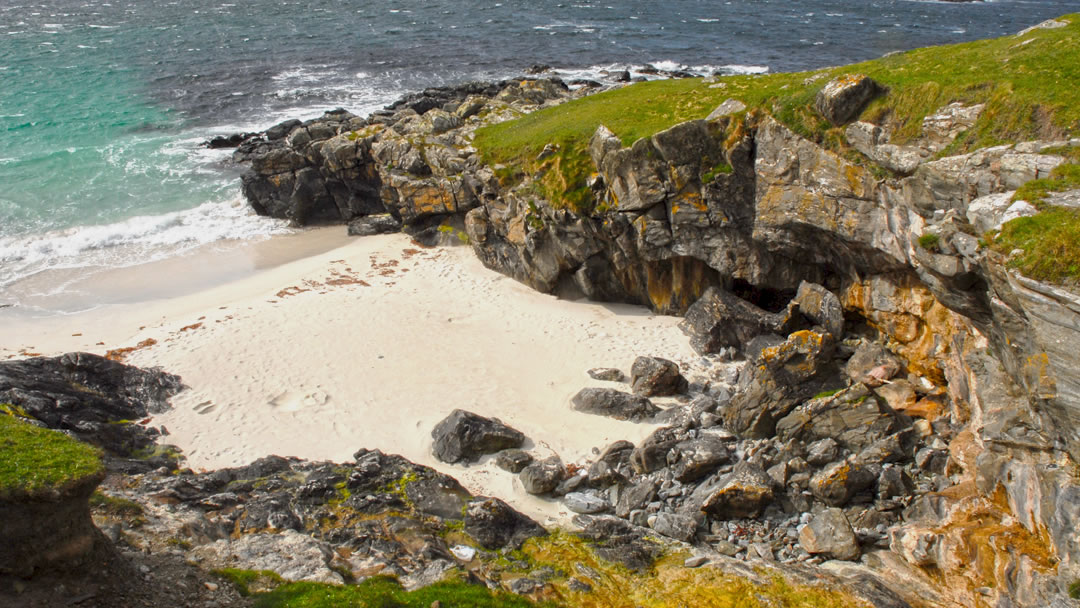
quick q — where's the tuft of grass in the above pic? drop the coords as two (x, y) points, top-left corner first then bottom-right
(1069, 580), (1080, 599)
(215, 568), (286, 597)
(0, 412), (103, 498)
(918, 233), (942, 252)
(249, 576), (544, 608)
(473, 14), (1080, 212)
(991, 206), (1080, 284)
(811, 388), (844, 400)
(89, 490), (144, 518)
(701, 161), (734, 184)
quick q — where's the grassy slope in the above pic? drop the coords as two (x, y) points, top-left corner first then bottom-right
(0, 411), (103, 498)
(228, 532), (862, 608)
(473, 14), (1080, 284)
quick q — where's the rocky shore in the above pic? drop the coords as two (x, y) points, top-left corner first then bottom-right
(5, 16), (1080, 608)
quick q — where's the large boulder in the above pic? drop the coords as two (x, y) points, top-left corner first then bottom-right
(845, 343), (904, 387)
(723, 329), (838, 438)
(571, 388), (659, 422)
(798, 508), (861, 561)
(694, 461), (775, 519)
(790, 281), (844, 339)
(815, 74), (884, 126)
(519, 456), (565, 495)
(670, 437), (732, 483)
(679, 287), (794, 355)
(810, 461), (877, 506)
(463, 497), (547, 550)
(430, 409), (526, 465)
(630, 356), (686, 397)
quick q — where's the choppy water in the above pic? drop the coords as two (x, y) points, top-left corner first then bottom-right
(1, 0), (1076, 299)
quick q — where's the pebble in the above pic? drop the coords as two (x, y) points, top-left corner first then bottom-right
(203, 582), (218, 592)
(683, 556), (708, 568)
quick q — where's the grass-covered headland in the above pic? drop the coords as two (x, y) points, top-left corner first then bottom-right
(0, 409), (104, 498)
(473, 14), (1080, 285)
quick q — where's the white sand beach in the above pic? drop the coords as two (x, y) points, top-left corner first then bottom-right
(0, 229), (707, 524)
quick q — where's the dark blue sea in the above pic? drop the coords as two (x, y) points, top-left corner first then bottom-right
(1, 0), (1077, 298)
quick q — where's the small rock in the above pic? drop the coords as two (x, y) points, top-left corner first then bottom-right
(564, 492), (611, 514)
(683, 555), (708, 568)
(651, 512), (698, 543)
(495, 449), (534, 473)
(815, 74), (885, 126)
(519, 456), (565, 495)
(203, 582), (218, 592)
(450, 545), (476, 561)
(587, 367), (625, 382)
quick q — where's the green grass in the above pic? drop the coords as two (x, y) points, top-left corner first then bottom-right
(473, 14), (1080, 213)
(215, 569), (286, 597)
(1070, 579), (1080, 599)
(0, 411), (104, 498)
(248, 576), (544, 608)
(1013, 162), (1080, 207)
(991, 206), (1080, 284)
(917, 233), (942, 252)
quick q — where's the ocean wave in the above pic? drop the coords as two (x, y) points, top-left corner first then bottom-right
(0, 196), (291, 289)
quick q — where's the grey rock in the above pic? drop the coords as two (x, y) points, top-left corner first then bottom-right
(430, 409), (526, 465)
(564, 492), (611, 514)
(798, 508), (861, 561)
(776, 385), (902, 453)
(571, 387), (659, 422)
(724, 329), (838, 438)
(695, 461), (775, 519)
(815, 74), (885, 126)
(588, 440), (635, 487)
(878, 467), (914, 500)
(810, 461), (877, 506)
(791, 281), (844, 339)
(630, 356), (686, 397)
(494, 449), (534, 474)
(615, 479), (658, 519)
(679, 287), (794, 355)
(347, 214), (401, 237)
(670, 437), (731, 483)
(706, 99), (747, 121)
(464, 497), (547, 550)
(651, 512), (698, 543)
(845, 343), (904, 388)
(519, 456), (565, 495)
(587, 367), (625, 382)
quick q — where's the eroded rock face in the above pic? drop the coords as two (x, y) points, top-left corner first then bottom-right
(0, 468), (107, 578)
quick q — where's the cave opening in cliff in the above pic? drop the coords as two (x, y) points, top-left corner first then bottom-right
(729, 279), (794, 313)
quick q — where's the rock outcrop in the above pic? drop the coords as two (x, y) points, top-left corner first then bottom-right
(228, 67), (1080, 607)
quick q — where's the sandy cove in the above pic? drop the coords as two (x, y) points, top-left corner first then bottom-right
(0, 229), (707, 524)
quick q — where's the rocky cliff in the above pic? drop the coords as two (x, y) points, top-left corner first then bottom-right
(228, 21), (1080, 602)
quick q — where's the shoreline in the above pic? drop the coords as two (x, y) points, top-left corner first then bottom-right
(1, 228), (710, 525)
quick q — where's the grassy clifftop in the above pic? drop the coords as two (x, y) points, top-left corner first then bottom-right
(474, 14), (1078, 205)
(0, 411), (104, 499)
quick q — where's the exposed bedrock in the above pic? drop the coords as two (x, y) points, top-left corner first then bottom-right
(232, 74), (1080, 606)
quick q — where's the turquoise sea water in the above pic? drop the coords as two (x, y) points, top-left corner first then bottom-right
(1, 0), (1077, 302)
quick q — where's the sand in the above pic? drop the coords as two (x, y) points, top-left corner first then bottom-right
(0, 229), (708, 525)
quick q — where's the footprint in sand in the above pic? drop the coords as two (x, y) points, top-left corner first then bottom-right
(268, 388), (329, 412)
(193, 400), (217, 415)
